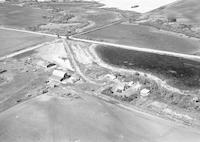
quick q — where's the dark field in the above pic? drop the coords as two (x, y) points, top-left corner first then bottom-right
(95, 45), (200, 90)
(80, 24), (200, 55)
(0, 4), (49, 29)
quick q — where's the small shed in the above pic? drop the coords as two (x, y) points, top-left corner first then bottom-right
(52, 69), (66, 81)
(63, 74), (80, 84)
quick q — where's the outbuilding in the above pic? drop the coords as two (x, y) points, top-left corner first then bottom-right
(52, 69), (66, 81)
(140, 88), (150, 97)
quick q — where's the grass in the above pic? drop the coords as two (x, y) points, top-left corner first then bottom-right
(44, 1), (101, 10)
(84, 10), (121, 29)
(0, 4), (49, 29)
(138, 0), (200, 40)
(1, 93), (200, 142)
(42, 1), (122, 32)
(0, 29), (54, 57)
(151, 0), (200, 25)
(79, 23), (200, 54)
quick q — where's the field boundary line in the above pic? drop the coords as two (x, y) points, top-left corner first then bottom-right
(0, 26), (65, 38)
(70, 37), (200, 61)
(0, 39), (60, 61)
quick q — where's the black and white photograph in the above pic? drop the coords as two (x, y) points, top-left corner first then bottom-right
(0, 0), (200, 141)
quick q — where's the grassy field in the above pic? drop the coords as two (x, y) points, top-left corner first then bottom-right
(0, 93), (200, 142)
(0, 29), (54, 57)
(42, 1), (122, 31)
(150, 0), (200, 25)
(0, 2), (123, 35)
(0, 4), (49, 29)
(79, 23), (200, 54)
(45, 1), (102, 9)
(137, 0), (200, 39)
(84, 9), (121, 29)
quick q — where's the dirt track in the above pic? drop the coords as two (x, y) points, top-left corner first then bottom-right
(70, 36), (200, 62)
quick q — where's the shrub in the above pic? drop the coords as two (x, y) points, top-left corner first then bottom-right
(101, 87), (113, 96)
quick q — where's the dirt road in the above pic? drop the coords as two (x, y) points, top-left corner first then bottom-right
(70, 36), (200, 61)
(63, 39), (101, 84)
(0, 26), (61, 38)
(2, 25), (200, 61)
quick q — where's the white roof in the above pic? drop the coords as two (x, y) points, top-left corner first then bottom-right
(140, 88), (150, 97)
(52, 70), (65, 78)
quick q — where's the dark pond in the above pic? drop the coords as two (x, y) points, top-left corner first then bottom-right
(95, 45), (200, 90)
